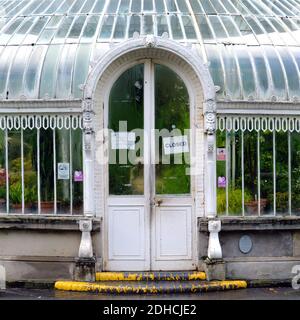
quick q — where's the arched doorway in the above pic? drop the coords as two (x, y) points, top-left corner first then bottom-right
(106, 60), (196, 271)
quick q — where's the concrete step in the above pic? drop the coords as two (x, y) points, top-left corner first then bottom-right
(55, 280), (247, 294)
(95, 271), (207, 282)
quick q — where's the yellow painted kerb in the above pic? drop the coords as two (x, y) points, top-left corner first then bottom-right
(55, 280), (247, 294)
(95, 272), (207, 281)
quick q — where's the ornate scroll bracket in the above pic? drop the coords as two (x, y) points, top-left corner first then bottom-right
(204, 99), (217, 135)
(82, 99), (95, 151)
(207, 220), (222, 259)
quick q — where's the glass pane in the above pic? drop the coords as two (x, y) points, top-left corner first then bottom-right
(143, 15), (153, 34)
(23, 129), (38, 213)
(7, 46), (32, 99)
(8, 130), (22, 213)
(190, 0), (204, 13)
(107, 0), (119, 13)
(206, 45), (225, 98)
(56, 129), (70, 214)
(56, 44), (77, 99)
(99, 15), (114, 39)
(260, 131), (274, 215)
(155, 64), (190, 195)
(276, 131), (289, 216)
(119, 0), (130, 13)
(170, 14), (183, 39)
(291, 132), (300, 216)
(182, 16), (196, 39)
(244, 131), (258, 216)
(68, 16), (86, 39)
(39, 45), (63, 99)
(109, 64), (144, 195)
(221, 46), (241, 99)
(73, 44), (92, 98)
(235, 47), (256, 99)
(40, 129), (54, 214)
(195, 15), (214, 40)
(92, 0), (105, 13)
(144, 0), (153, 11)
(0, 130), (7, 213)
(72, 129), (83, 215)
(165, 0), (177, 12)
(217, 130), (226, 215)
(131, 0), (141, 13)
(81, 15), (99, 41)
(155, 0), (165, 13)
(264, 46), (287, 100)
(157, 15), (169, 36)
(129, 15), (141, 37)
(228, 132), (243, 215)
(249, 47), (269, 98)
(113, 15), (127, 39)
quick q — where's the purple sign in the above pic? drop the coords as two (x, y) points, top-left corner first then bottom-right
(74, 171), (83, 182)
(218, 176), (226, 188)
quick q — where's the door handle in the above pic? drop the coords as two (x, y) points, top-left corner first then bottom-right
(154, 198), (163, 207)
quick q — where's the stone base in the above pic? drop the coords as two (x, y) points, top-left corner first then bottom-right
(74, 257), (96, 282)
(199, 258), (226, 281)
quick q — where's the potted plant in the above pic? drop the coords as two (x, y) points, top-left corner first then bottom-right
(9, 181), (22, 210)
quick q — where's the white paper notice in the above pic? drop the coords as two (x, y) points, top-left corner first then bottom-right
(111, 132), (136, 150)
(163, 135), (189, 155)
(57, 163), (70, 180)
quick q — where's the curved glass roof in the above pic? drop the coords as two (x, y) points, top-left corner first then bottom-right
(1, 0), (300, 103)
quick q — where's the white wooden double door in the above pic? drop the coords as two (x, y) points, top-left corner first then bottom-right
(105, 61), (196, 271)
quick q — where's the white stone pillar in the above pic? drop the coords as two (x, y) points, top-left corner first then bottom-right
(204, 100), (217, 218)
(78, 220), (93, 258)
(208, 220), (222, 259)
(82, 99), (95, 216)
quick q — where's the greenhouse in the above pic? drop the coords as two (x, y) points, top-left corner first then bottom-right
(0, 0), (300, 281)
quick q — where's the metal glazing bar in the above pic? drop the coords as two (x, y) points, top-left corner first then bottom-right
(226, 130), (229, 216)
(5, 128), (9, 214)
(241, 131), (245, 216)
(53, 129), (57, 214)
(273, 130), (276, 216)
(69, 128), (73, 215)
(257, 130), (261, 216)
(37, 129), (41, 214)
(21, 128), (25, 214)
(288, 131), (292, 215)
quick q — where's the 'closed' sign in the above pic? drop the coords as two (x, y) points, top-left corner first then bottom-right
(163, 135), (189, 155)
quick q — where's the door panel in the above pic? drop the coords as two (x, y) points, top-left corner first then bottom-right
(155, 206), (192, 258)
(107, 205), (149, 270)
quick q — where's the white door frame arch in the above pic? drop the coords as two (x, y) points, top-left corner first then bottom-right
(82, 36), (217, 222)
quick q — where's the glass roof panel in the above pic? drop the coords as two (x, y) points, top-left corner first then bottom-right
(131, 0), (142, 13)
(7, 45), (32, 99)
(0, 0), (299, 102)
(92, 0), (105, 13)
(155, 0), (165, 13)
(25, 45), (47, 98)
(264, 46), (287, 100)
(128, 15), (141, 37)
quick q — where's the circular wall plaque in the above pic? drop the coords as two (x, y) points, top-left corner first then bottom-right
(239, 235), (253, 254)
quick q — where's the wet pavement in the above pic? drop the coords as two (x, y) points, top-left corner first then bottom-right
(1, 286), (300, 300)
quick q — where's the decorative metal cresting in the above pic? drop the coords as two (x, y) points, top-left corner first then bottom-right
(0, 114), (82, 131)
(217, 115), (300, 133)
